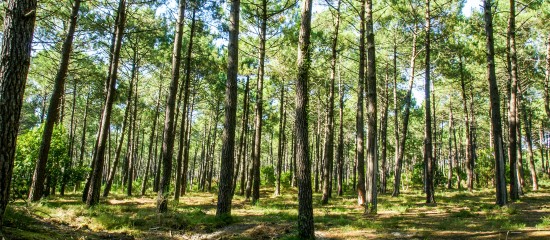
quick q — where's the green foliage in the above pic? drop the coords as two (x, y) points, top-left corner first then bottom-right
(260, 166), (276, 186)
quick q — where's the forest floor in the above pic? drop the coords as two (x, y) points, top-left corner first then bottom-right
(3, 181), (550, 239)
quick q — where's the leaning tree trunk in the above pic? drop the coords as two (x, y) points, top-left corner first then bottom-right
(28, 0), (81, 202)
(294, 0), (315, 237)
(216, 0), (240, 217)
(483, 0), (508, 206)
(365, 0), (378, 213)
(321, 0), (341, 204)
(85, 0), (127, 207)
(0, 0), (38, 226)
(157, 0), (186, 212)
(392, 24), (418, 197)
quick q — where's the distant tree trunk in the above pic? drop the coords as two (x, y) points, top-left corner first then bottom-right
(458, 57), (474, 191)
(522, 106), (538, 190)
(379, 65), (389, 194)
(275, 80), (285, 196)
(507, 0), (519, 201)
(321, 0), (341, 204)
(336, 62), (345, 196)
(141, 83), (162, 196)
(79, 90), (91, 167)
(447, 99), (455, 189)
(28, 0), (81, 202)
(356, 0), (367, 206)
(295, 0), (315, 237)
(392, 39), (400, 193)
(365, 0), (378, 212)
(544, 33), (550, 119)
(127, 59), (140, 197)
(314, 110), (320, 193)
(182, 89), (196, 195)
(516, 105), (525, 194)
(158, 0), (185, 212)
(85, 0), (126, 206)
(207, 103), (221, 192)
(233, 77), (250, 195)
(0, 0), (38, 224)
(103, 46), (137, 198)
(483, 0), (508, 206)
(61, 77), (78, 196)
(392, 25), (418, 197)
(175, 6), (197, 201)
(216, 0), (240, 217)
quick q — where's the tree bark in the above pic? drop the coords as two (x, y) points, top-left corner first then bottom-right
(141, 82), (162, 196)
(423, 0), (435, 204)
(380, 65), (389, 194)
(157, 0), (186, 212)
(295, 0), (315, 237)
(28, 0), (81, 202)
(85, 0), (126, 206)
(483, 0), (508, 206)
(336, 60), (345, 196)
(275, 80), (285, 196)
(356, 0), (367, 206)
(365, 0), (378, 212)
(507, 0), (519, 201)
(216, 0), (240, 217)
(0, 0), (38, 225)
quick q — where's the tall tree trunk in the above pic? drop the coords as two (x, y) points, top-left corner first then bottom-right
(483, 0), (508, 206)
(103, 46), (137, 198)
(507, 0), (519, 201)
(380, 65), (389, 194)
(295, 0), (315, 237)
(321, 0), (341, 204)
(127, 59), (140, 197)
(175, 6), (197, 201)
(157, 0), (186, 212)
(0, 0), (38, 222)
(28, 0), (81, 202)
(423, 0), (435, 204)
(275, 80), (285, 196)
(356, 0), (367, 206)
(216, 0), (240, 217)
(336, 61), (345, 196)
(544, 33), (550, 119)
(85, 0), (126, 206)
(392, 25), (418, 197)
(392, 38), (400, 193)
(459, 57), (474, 191)
(141, 82), (162, 196)
(365, 0), (378, 213)
(447, 99), (455, 189)
(522, 106), (538, 190)
(234, 77), (250, 195)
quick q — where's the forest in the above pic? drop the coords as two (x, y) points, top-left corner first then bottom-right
(0, 0), (549, 239)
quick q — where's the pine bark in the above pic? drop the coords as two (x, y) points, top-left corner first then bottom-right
(356, 0), (367, 205)
(85, 0), (126, 206)
(483, 0), (508, 206)
(507, 0), (519, 201)
(365, 0), (378, 212)
(141, 83), (162, 196)
(157, 0), (186, 212)
(28, 0), (81, 202)
(295, 0), (315, 237)
(216, 0), (240, 217)
(0, 0), (38, 225)
(275, 80), (285, 196)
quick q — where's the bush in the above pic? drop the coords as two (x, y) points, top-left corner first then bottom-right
(261, 166), (276, 186)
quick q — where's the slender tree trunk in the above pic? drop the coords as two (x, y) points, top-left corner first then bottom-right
(233, 77), (250, 195)
(275, 80), (285, 196)
(157, 0), (186, 212)
(392, 39), (400, 193)
(522, 107), (538, 190)
(127, 59), (140, 197)
(392, 25), (418, 197)
(85, 0), (126, 206)
(458, 57), (474, 191)
(295, 0), (315, 236)
(423, 0), (435, 204)
(483, 0), (508, 206)
(321, 0), (341, 204)
(141, 83), (162, 196)
(380, 65), (389, 194)
(336, 61), (345, 196)
(447, 99), (455, 189)
(356, 0), (367, 205)
(216, 0), (240, 217)
(544, 33), (550, 119)
(28, 0), (81, 202)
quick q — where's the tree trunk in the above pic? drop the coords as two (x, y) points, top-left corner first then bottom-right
(447, 99), (455, 189)
(356, 0), (367, 206)
(336, 60), (345, 196)
(458, 57), (474, 191)
(127, 58), (140, 197)
(483, 0), (508, 206)
(507, 0), (519, 201)
(275, 80), (285, 196)
(28, 0), (81, 202)
(423, 0), (435, 204)
(295, 0), (315, 237)
(157, 0), (185, 212)
(0, 0), (38, 224)
(380, 65), (389, 194)
(321, 0), (341, 204)
(216, 0), (240, 217)
(392, 24), (418, 197)
(365, 0), (378, 212)
(141, 82), (162, 196)
(85, 0), (126, 206)
(544, 33), (550, 119)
